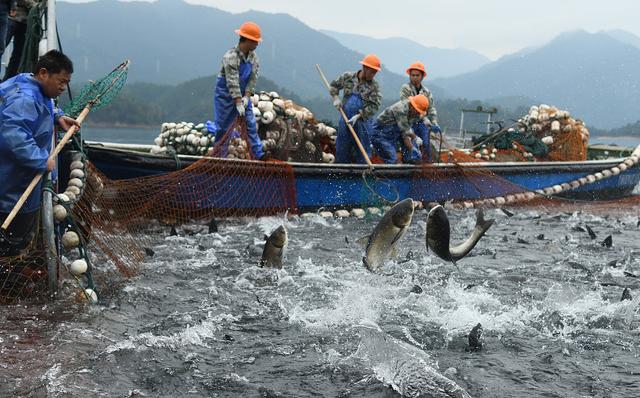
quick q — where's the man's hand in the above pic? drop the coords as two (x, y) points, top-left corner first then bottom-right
(57, 115), (81, 132)
(403, 136), (414, 150)
(9, 10), (16, 18)
(348, 113), (361, 125)
(430, 124), (441, 134)
(235, 102), (246, 117)
(46, 157), (56, 172)
(332, 96), (341, 108)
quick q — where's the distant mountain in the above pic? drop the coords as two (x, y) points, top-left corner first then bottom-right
(432, 30), (640, 128)
(604, 29), (640, 49)
(321, 30), (490, 78)
(57, 0), (408, 101)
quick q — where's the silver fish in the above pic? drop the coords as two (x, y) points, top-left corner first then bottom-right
(426, 205), (494, 265)
(361, 198), (415, 272)
(260, 225), (287, 268)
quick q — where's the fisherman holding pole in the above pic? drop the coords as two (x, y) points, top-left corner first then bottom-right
(0, 50), (79, 255)
(328, 54), (382, 164)
(206, 21), (265, 160)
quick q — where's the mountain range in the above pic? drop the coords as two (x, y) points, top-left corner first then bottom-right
(57, 0), (408, 100)
(57, 0), (640, 130)
(431, 30), (640, 128)
(320, 30), (490, 78)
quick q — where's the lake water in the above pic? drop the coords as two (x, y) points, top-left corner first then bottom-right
(1, 204), (639, 397)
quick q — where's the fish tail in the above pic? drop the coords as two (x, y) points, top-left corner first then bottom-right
(476, 209), (495, 233)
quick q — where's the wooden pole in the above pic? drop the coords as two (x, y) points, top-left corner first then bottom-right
(1, 106), (91, 231)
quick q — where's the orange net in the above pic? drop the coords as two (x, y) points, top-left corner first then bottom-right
(0, 120), (297, 302)
(0, 227), (50, 303)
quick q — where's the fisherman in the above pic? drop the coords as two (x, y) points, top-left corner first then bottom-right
(329, 54), (382, 164)
(399, 62), (440, 162)
(370, 95), (430, 164)
(0, 50), (80, 256)
(3, 0), (37, 81)
(206, 21), (264, 160)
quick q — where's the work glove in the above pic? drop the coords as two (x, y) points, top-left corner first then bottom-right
(406, 147), (422, 164)
(236, 102), (246, 117)
(348, 113), (361, 125)
(415, 136), (423, 147)
(430, 124), (441, 134)
(332, 96), (342, 108)
(241, 96), (250, 108)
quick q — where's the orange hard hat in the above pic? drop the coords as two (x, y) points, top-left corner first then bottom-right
(359, 54), (381, 71)
(406, 61), (427, 77)
(235, 21), (262, 42)
(409, 95), (430, 116)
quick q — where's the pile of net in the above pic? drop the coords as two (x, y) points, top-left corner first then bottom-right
(461, 104), (589, 162)
(150, 91), (337, 163)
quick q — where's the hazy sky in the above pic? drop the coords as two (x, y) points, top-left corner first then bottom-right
(180, 0), (640, 59)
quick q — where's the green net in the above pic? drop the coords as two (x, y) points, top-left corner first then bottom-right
(63, 60), (131, 118)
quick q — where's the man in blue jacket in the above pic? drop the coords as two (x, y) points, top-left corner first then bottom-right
(0, 50), (80, 256)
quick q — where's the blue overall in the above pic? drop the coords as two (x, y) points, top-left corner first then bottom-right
(0, 73), (58, 214)
(372, 121), (431, 164)
(335, 93), (372, 164)
(401, 122), (431, 163)
(206, 59), (264, 159)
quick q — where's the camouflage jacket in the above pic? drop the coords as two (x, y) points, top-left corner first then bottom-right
(219, 46), (259, 100)
(399, 83), (438, 124)
(376, 99), (424, 137)
(329, 71), (381, 120)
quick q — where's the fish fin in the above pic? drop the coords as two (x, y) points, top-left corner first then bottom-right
(264, 234), (270, 241)
(452, 259), (459, 270)
(356, 235), (370, 247)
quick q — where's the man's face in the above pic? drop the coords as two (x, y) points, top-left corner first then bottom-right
(409, 70), (424, 86)
(361, 66), (378, 81)
(246, 39), (259, 51)
(36, 69), (71, 98)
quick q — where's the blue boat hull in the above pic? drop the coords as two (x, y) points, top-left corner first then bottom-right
(84, 143), (640, 212)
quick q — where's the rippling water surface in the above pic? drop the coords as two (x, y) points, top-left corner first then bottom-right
(1, 204), (640, 397)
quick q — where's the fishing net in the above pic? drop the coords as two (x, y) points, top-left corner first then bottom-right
(63, 60), (130, 118)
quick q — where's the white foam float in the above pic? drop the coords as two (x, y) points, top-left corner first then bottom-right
(611, 167), (621, 175)
(53, 204), (67, 222)
(61, 231), (80, 249)
(70, 259), (88, 276)
(334, 210), (350, 218)
(350, 208), (365, 218)
(84, 288), (98, 304)
(68, 178), (84, 188)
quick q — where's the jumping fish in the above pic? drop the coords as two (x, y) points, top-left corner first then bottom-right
(426, 205), (494, 265)
(259, 225), (288, 268)
(361, 198), (415, 272)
